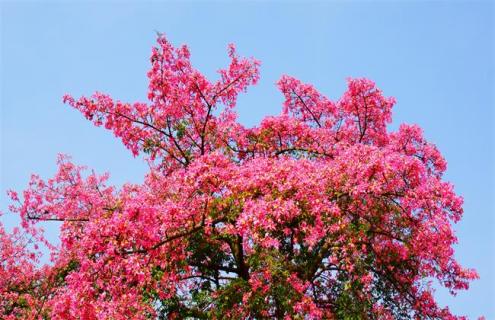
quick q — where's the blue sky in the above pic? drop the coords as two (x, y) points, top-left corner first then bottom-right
(1, 1), (493, 318)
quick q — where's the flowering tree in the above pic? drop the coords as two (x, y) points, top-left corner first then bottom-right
(1, 35), (478, 319)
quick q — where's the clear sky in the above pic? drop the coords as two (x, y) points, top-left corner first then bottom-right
(1, 1), (493, 318)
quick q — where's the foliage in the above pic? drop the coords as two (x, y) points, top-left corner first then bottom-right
(0, 35), (478, 319)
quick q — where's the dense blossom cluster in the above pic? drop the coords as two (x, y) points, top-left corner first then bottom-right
(1, 35), (478, 319)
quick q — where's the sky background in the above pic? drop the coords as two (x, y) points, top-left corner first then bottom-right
(1, 1), (493, 318)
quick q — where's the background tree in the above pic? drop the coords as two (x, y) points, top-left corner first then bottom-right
(1, 35), (478, 319)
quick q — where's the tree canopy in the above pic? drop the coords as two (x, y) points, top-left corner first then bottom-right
(1, 35), (478, 319)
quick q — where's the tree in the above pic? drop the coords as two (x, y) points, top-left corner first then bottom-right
(1, 35), (478, 320)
